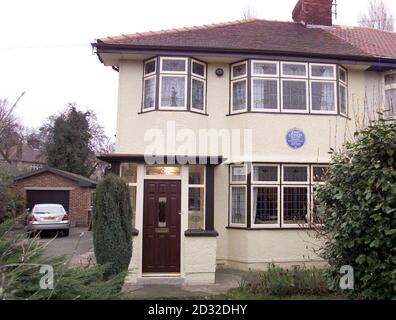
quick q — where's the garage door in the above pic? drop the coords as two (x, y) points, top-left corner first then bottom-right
(26, 190), (70, 211)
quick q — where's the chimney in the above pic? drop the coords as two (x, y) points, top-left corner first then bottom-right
(292, 0), (333, 26)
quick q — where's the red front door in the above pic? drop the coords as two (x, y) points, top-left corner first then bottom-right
(142, 180), (181, 273)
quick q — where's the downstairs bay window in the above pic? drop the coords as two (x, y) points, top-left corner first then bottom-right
(385, 73), (396, 119)
(229, 163), (329, 229)
(142, 57), (207, 113)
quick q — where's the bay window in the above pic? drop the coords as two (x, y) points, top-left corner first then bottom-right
(229, 163), (328, 229)
(230, 60), (348, 115)
(142, 56), (207, 113)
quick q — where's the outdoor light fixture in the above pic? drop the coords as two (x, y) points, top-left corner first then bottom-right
(215, 68), (224, 77)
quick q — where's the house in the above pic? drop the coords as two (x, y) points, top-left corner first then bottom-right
(14, 167), (96, 227)
(92, 0), (396, 285)
(0, 143), (46, 175)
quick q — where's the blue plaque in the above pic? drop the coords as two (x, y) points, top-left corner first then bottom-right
(286, 128), (305, 149)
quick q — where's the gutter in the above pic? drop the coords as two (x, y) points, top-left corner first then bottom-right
(91, 42), (396, 68)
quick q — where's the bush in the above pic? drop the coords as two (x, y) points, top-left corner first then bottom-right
(0, 177), (24, 223)
(242, 264), (330, 296)
(317, 118), (396, 299)
(93, 175), (132, 276)
(0, 218), (124, 300)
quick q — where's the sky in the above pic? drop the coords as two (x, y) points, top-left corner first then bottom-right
(0, 0), (395, 138)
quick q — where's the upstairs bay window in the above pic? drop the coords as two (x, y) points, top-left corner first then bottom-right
(230, 60), (347, 116)
(142, 57), (207, 113)
(384, 73), (396, 119)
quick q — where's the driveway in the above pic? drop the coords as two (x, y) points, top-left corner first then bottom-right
(39, 227), (94, 266)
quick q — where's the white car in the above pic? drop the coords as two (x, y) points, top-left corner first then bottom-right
(26, 204), (70, 237)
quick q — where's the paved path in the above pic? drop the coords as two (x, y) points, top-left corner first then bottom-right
(39, 227), (95, 266)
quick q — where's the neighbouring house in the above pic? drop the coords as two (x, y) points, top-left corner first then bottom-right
(0, 143), (46, 175)
(92, 0), (396, 285)
(14, 167), (96, 227)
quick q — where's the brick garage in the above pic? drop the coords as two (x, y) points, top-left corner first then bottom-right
(14, 167), (96, 227)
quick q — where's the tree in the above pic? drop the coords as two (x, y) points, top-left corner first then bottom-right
(241, 5), (258, 20)
(41, 103), (114, 178)
(316, 118), (396, 299)
(359, 0), (394, 31)
(0, 93), (25, 164)
(92, 175), (132, 276)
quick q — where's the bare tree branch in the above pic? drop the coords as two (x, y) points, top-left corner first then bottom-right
(358, 0), (394, 31)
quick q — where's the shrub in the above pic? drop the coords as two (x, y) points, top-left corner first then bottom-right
(317, 118), (396, 299)
(93, 175), (132, 276)
(0, 218), (124, 300)
(0, 177), (24, 223)
(242, 264), (330, 296)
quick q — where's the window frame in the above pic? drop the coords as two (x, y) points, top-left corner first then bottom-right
(281, 185), (310, 229)
(251, 185), (281, 229)
(310, 79), (338, 114)
(142, 75), (156, 111)
(143, 58), (157, 77)
(251, 164), (280, 184)
(158, 74), (188, 110)
(231, 61), (248, 80)
(384, 71), (396, 119)
(281, 62), (308, 79)
(310, 63), (336, 80)
(229, 185), (248, 228)
(231, 77), (248, 114)
(230, 164), (247, 184)
(190, 76), (206, 113)
(251, 60), (279, 77)
(188, 165), (206, 230)
(311, 165), (329, 184)
(339, 83), (348, 117)
(191, 59), (206, 79)
(282, 164), (310, 185)
(160, 56), (188, 74)
(251, 77), (280, 112)
(281, 78), (309, 113)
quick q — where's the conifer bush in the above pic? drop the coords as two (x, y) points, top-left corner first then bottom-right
(93, 175), (132, 276)
(317, 118), (396, 299)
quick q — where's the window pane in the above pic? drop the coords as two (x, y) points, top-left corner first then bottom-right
(192, 61), (205, 77)
(312, 166), (328, 182)
(191, 78), (204, 110)
(339, 68), (347, 83)
(252, 79), (278, 109)
(385, 89), (396, 117)
(232, 63), (246, 78)
(189, 165), (204, 184)
(188, 187), (205, 229)
(282, 80), (307, 110)
(146, 165), (180, 176)
(253, 187), (278, 225)
(162, 58), (186, 72)
(143, 77), (155, 109)
(253, 166), (278, 182)
(282, 63), (306, 76)
(283, 187), (308, 224)
(311, 65), (334, 78)
(121, 163), (137, 183)
(161, 76), (186, 107)
(311, 82), (335, 111)
(231, 165), (246, 182)
(144, 60), (156, 75)
(340, 84), (347, 115)
(232, 80), (247, 111)
(283, 166), (308, 182)
(253, 62), (277, 75)
(385, 74), (396, 86)
(231, 187), (246, 224)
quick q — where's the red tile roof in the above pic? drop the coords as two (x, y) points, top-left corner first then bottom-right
(96, 19), (396, 60)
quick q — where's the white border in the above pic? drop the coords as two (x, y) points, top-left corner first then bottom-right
(311, 165), (329, 184)
(187, 165), (206, 230)
(230, 78), (248, 114)
(159, 75), (188, 110)
(160, 57), (188, 74)
(309, 63), (336, 80)
(143, 58), (157, 77)
(191, 76), (206, 113)
(282, 164), (309, 185)
(339, 83), (348, 116)
(229, 185), (247, 227)
(339, 66), (347, 85)
(251, 78), (280, 112)
(191, 59), (206, 79)
(281, 79), (309, 113)
(251, 164), (280, 184)
(309, 80), (338, 114)
(230, 164), (247, 184)
(231, 61), (248, 80)
(142, 76), (156, 111)
(144, 165), (182, 179)
(251, 185), (280, 228)
(251, 60), (279, 77)
(281, 185), (310, 229)
(281, 62), (308, 78)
